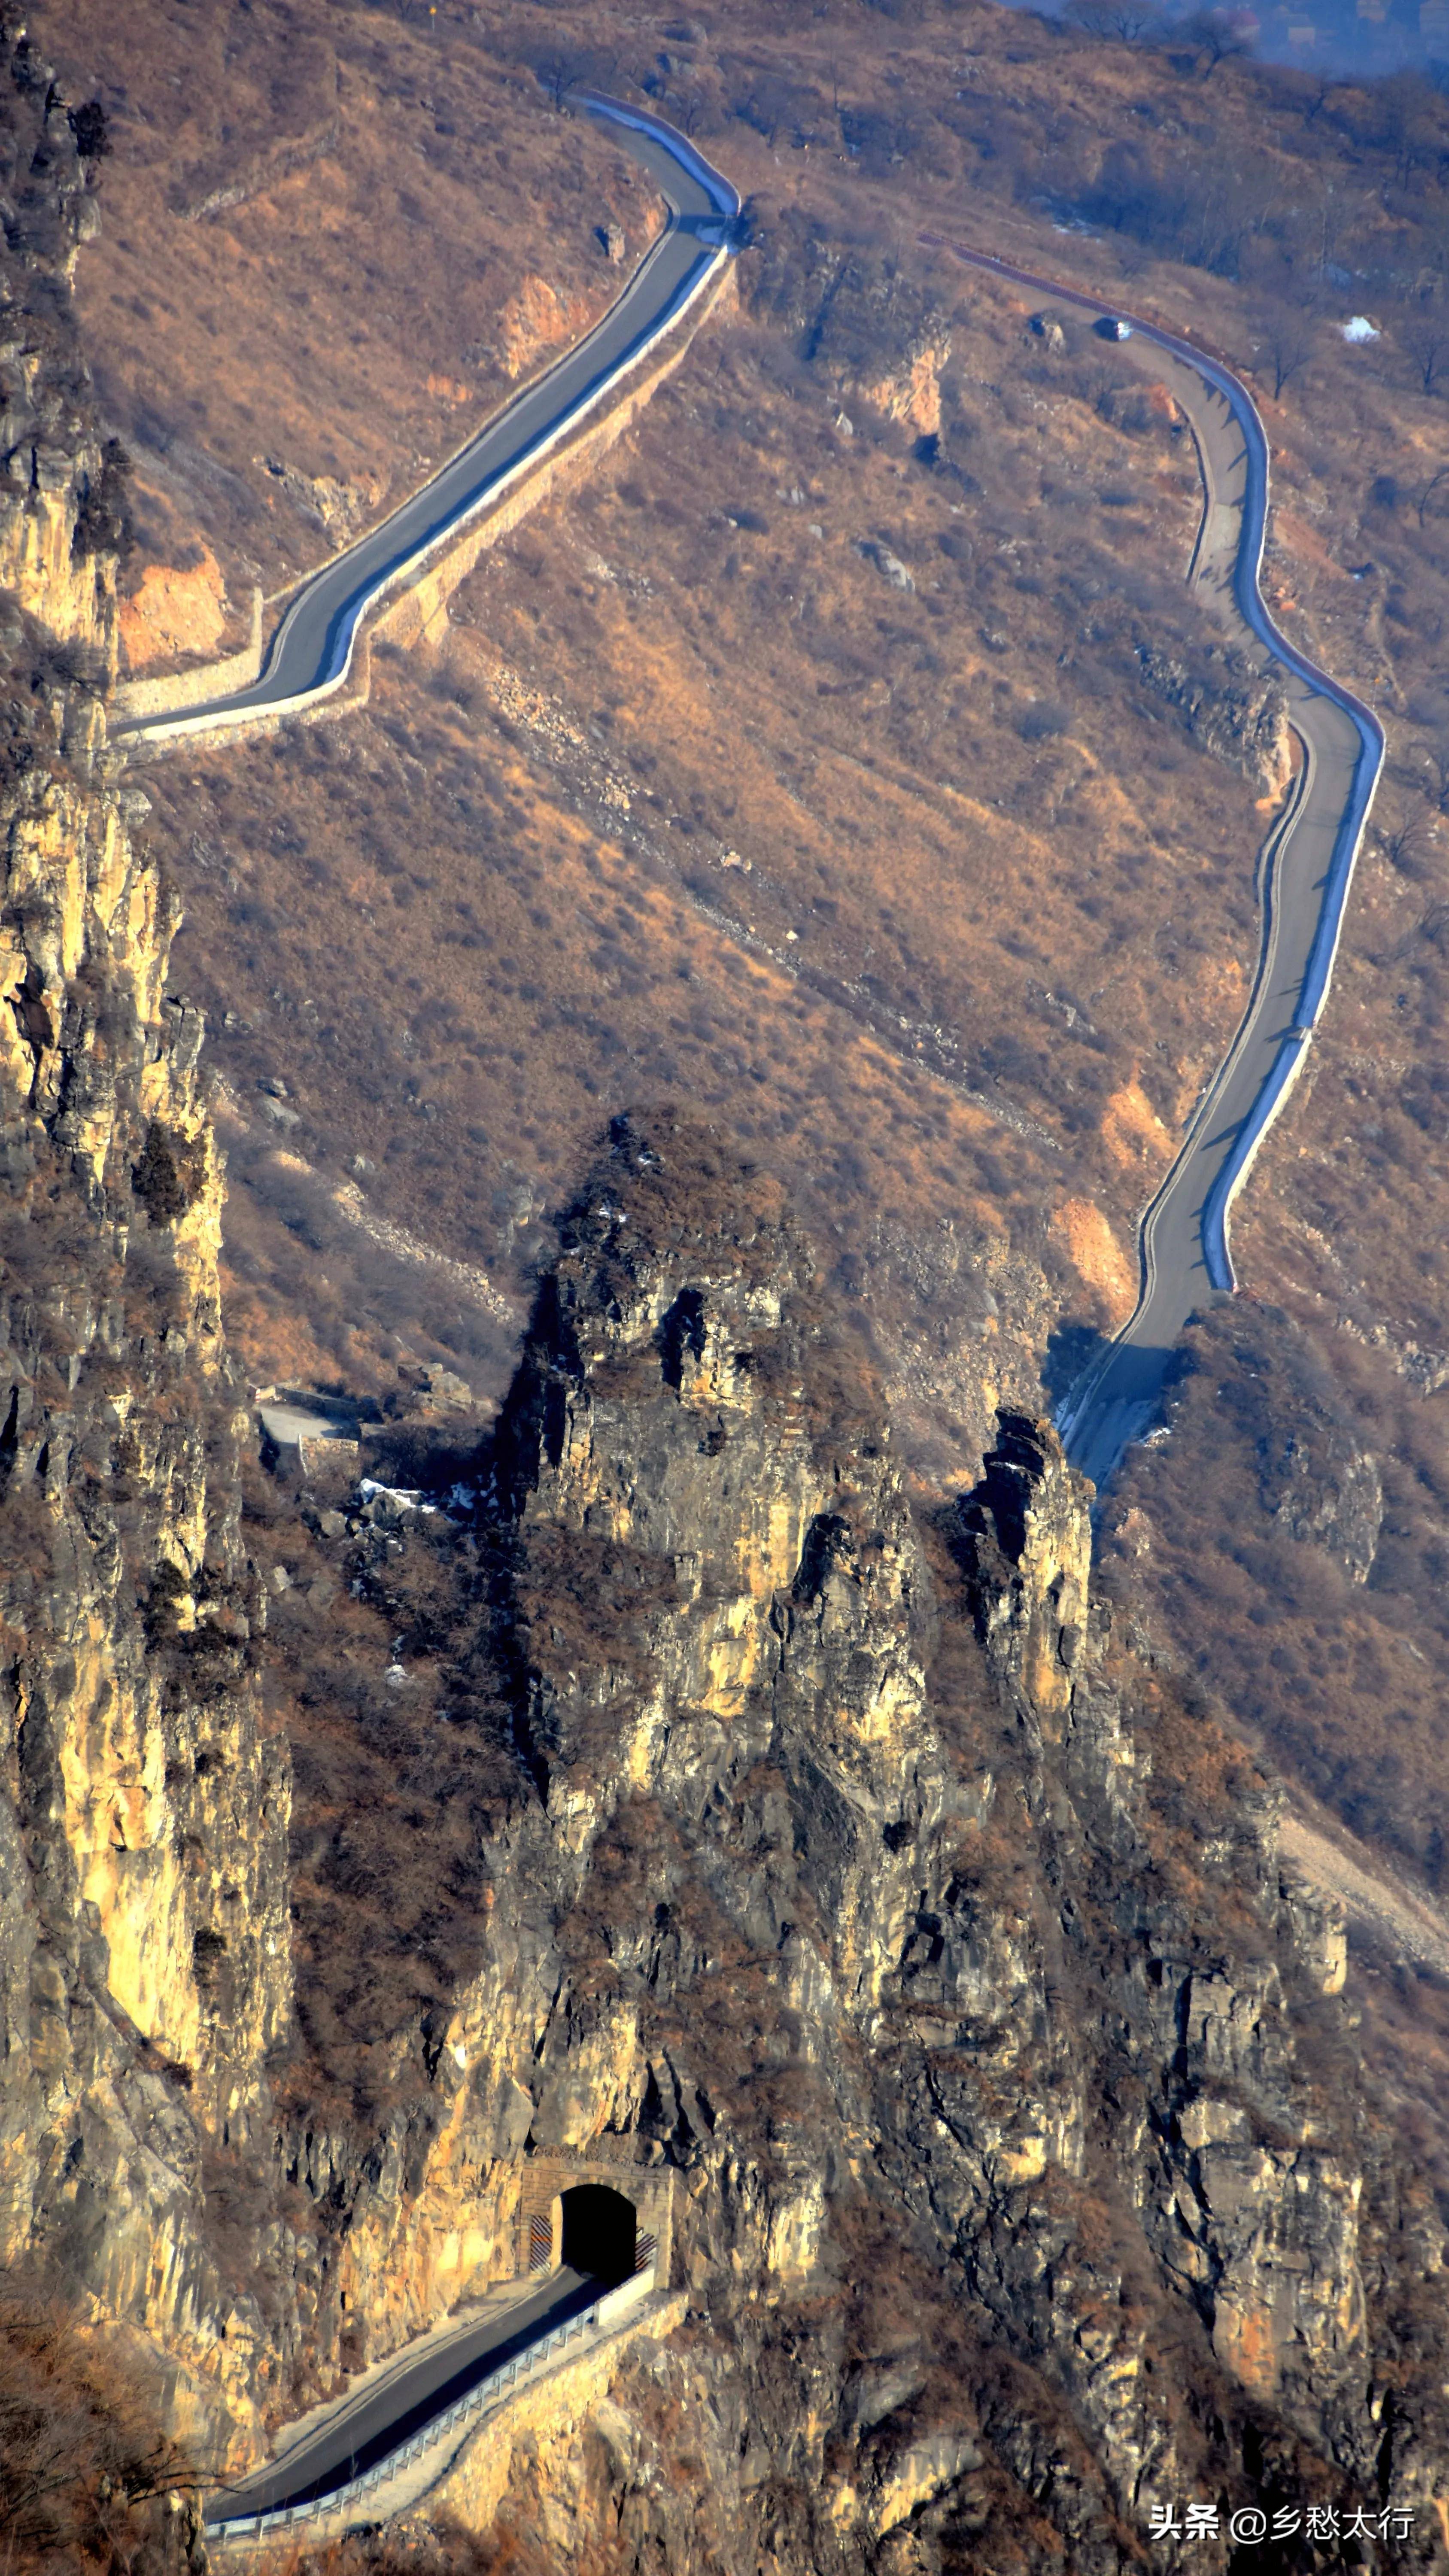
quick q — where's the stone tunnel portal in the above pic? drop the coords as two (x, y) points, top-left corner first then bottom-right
(560, 2182), (636, 2284)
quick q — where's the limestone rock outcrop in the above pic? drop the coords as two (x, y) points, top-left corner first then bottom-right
(747, 205), (954, 450)
(1136, 640), (1293, 794)
(451, 1125), (1446, 2568)
(0, 29), (291, 2460)
(322, 1111), (1446, 2572)
(1, 31), (1447, 2576)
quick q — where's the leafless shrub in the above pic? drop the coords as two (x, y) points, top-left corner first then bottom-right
(1019, 697), (1073, 741)
(0, 2280), (202, 2574)
(1377, 809), (1439, 878)
(1063, 0), (1166, 39)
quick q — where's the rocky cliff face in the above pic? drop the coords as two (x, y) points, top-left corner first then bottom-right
(3, 34), (1448, 2576)
(365, 1110), (1442, 2574)
(1129, 644), (1284, 793)
(1136, 642), (1292, 795)
(0, 30), (291, 2464)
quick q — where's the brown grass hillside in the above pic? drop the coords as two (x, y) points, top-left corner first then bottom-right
(37, 0), (1449, 1953)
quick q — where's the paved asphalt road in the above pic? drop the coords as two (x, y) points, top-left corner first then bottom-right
(923, 240), (1384, 1493)
(146, 124), (1384, 2538)
(132, 104), (728, 2527)
(115, 97), (738, 746)
(121, 109), (1376, 1494)
(207, 2266), (600, 2518)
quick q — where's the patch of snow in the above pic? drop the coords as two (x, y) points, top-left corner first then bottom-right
(358, 1477), (437, 1514)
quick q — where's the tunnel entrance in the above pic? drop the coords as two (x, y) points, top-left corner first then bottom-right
(559, 2183), (636, 2284)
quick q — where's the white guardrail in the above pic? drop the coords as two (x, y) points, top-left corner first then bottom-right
(918, 233), (1386, 1300)
(204, 2267), (656, 2544)
(120, 97), (739, 753)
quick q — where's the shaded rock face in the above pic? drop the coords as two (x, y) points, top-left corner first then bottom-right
(746, 205), (954, 446)
(954, 1408), (1090, 1722)
(1254, 1364), (1384, 1590)
(1136, 641), (1291, 793)
(1263, 1427), (1382, 1585)
(1249, 1315), (1385, 1584)
(1167, 1303), (1384, 1586)
(371, 1112), (1446, 2573)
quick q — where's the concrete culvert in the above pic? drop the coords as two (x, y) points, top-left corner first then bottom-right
(560, 2183), (637, 2283)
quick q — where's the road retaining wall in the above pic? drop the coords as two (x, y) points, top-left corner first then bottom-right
(376, 257), (735, 655)
(410, 2287), (688, 2537)
(119, 258), (736, 762)
(207, 2276), (685, 2550)
(112, 587), (263, 723)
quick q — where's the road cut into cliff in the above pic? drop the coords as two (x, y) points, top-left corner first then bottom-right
(204, 2262), (679, 2547)
(112, 97), (739, 750)
(923, 237), (1385, 1493)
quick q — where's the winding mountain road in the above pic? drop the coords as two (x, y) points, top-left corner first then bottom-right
(118, 92), (1391, 2549)
(924, 240), (1385, 1491)
(114, 96), (738, 749)
(119, 101), (1379, 1492)
(207, 2267), (602, 2527)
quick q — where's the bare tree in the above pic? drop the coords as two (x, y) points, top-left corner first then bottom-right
(737, 76), (800, 149)
(1401, 301), (1449, 393)
(1312, 178), (1347, 279)
(535, 51), (581, 111)
(1379, 811), (1438, 875)
(1418, 464), (1449, 523)
(1422, 737), (1449, 814)
(1254, 313), (1316, 398)
(1378, 69), (1441, 192)
(525, 42), (618, 112)
(1065, 0), (1165, 39)
(826, 57), (848, 150)
(1297, 72), (1334, 125)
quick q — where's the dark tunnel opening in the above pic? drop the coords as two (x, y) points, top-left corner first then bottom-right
(559, 2183), (636, 2284)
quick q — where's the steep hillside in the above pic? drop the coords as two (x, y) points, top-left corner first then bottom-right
(235, 1107), (1449, 2573)
(41, 0), (1449, 1995)
(0, 21), (293, 2545)
(6, 6), (1449, 2573)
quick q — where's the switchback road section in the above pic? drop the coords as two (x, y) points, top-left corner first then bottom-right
(922, 236), (1385, 1493)
(115, 97), (739, 750)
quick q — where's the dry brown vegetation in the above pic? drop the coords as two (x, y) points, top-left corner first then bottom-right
(237, 1442), (507, 2126)
(0, 2289), (199, 2576)
(31, 0), (1449, 2150)
(1103, 1300), (1449, 1889)
(56, 0), (659, 656)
